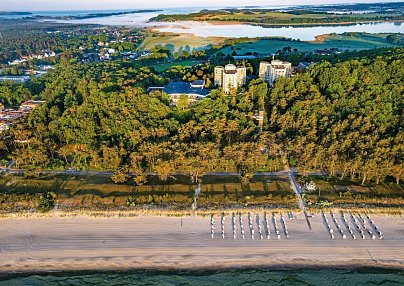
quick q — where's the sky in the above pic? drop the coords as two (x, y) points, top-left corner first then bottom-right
(1, 0), (402, 11)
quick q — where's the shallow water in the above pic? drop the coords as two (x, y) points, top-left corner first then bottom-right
(58, 13), (403, 41)
(1, 268), (403, 286)
(154, 21), (404, 41)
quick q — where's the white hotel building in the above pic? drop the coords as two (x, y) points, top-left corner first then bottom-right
(214, 64), (247, 94)
(259, 60), (292, 86)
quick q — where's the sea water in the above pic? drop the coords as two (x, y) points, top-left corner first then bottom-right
(0, 268), (403, 286)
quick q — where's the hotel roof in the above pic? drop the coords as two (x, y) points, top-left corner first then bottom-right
(164, 82), (210, 97)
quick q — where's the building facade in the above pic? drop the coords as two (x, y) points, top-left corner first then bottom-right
(214, 64), (247, 94)
(259, 60), (292, 86)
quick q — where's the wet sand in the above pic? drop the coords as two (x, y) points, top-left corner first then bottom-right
(0, 212), (403, 273)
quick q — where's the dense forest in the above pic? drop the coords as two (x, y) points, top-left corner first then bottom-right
(268, 50), (403, 184)
(0, 59), (272, 183)
(0, 20), (96, 63)
(0, 38), (403, 186)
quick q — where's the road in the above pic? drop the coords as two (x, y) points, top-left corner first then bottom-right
(0, 167), (327, 178)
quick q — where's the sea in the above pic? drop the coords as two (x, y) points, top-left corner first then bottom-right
(0, 268), (403, 286)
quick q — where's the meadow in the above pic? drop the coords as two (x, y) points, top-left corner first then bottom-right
(215, 33), (400, 55)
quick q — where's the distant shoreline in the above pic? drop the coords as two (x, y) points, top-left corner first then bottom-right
(0, 11), (32, 16)
(32, 9), (162, 20)
(151, 19), (404, 28)
(0, 9), (162, 20)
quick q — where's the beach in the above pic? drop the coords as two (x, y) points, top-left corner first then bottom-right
(0, 212), (403, 273)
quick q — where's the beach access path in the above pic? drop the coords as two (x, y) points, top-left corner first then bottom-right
(0, 213), (403, 273)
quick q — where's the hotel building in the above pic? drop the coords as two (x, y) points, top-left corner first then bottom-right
(214, 64), (247, 94)
(259, 60), (292, 86)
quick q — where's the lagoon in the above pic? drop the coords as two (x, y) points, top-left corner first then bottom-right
(153, 21), (403, 41)
(57, 12), (403, 41)
(6, 7), (401, 41)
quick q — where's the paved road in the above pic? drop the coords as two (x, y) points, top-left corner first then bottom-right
(0, 167), (327, 177)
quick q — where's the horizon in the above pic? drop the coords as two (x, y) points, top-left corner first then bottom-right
(1, 0), (403, 12)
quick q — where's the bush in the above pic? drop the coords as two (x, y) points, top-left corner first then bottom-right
(37, 192), (56, 212)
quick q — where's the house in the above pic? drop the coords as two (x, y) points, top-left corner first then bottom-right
(0, 76), (31, 83)
(293, 62), (314, 73)
(20, 100), (46, 110)
(38, 65), (54, 71)
(314, 49), (333, 56)
(164, 81), (210, 105)
(0, 109), (24, 120)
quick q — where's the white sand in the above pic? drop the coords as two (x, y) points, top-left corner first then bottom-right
(0, 211), (403, 273)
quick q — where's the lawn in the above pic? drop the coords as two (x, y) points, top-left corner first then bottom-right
(206, 11), (330, 22)
(214, 33), (400, 55)
(150, 59), (202, 72)
(140, 32), (227, 53)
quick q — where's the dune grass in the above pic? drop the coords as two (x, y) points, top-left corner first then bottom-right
(299, 175), (404, 208)
(0, 174), (296, 212)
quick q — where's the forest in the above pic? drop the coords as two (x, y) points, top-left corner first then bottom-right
(0, 33), (403, 186)
(268, 49), (403, 185)
(0, 59), (273, 184)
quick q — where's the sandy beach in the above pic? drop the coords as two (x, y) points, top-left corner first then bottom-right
(0, 211), (403, 273)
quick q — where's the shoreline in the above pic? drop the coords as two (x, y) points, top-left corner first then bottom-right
(1, 261), (403, 275)
(0, 206), (403, 219)
(150, 19), (404, 27)
(0, 213), (403, 273)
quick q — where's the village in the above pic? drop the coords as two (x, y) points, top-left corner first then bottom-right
(0, 99), (45, 132)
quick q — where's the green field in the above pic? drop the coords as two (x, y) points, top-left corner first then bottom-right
(200, 11), (395, 22)
(215, 33), (401, 55)
(150, 59), (203, 72)
(140, 33), (226, 53)
(140, 32), (402, 59)
(151, 9), (402, 25)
